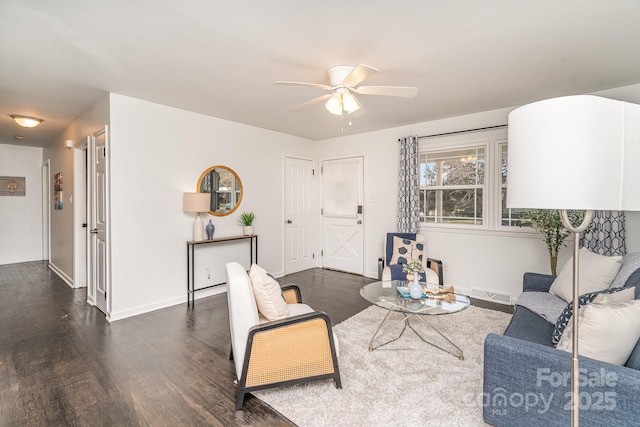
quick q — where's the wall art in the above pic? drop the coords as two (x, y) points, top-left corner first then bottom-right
(0, 176), (26, 196)
(54, 172), (63, 209)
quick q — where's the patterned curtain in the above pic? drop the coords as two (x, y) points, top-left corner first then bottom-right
(581, 210), (626, 256)
(397, 136), (420, 233)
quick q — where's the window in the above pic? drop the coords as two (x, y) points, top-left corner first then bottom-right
(419, 147), (485, 224)
(499, 143), (529, 227)
(417, 128), (526, 231)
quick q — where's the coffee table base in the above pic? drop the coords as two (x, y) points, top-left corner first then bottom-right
(368, 310), (465, 360)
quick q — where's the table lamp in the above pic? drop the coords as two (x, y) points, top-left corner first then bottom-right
(507, 95), (640, 426)
(183, 192), (211, 241)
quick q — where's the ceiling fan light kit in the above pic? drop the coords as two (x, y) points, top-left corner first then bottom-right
(274, 64), (417, 118)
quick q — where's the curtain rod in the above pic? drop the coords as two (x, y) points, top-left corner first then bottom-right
(398, 124), (508, 141)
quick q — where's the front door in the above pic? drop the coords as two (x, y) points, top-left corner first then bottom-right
(321, 157), (364, 275)
(284, 157), (315, 274)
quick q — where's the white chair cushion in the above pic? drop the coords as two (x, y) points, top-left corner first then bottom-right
(249, 264), (289, 321)
(550, 248), (622, 303)
(226, 262), (260, 379)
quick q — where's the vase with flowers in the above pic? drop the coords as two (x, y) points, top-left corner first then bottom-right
(403, 260), (425, 299)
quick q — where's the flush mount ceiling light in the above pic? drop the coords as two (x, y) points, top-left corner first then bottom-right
(11, 115), (43, 128)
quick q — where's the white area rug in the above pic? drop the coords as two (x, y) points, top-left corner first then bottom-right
(254, 304), (511, 427)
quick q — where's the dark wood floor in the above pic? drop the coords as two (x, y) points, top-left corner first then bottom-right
(0, 262), (511, 426)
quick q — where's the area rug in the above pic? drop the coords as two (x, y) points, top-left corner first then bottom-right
(253, 304), (511, 426)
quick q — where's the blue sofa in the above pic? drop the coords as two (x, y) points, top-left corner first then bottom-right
(483, 268), (640, 426)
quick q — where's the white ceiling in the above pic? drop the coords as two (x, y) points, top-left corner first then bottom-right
(2, 0), (640, 147)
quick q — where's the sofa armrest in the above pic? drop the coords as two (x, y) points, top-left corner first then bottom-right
(281, 284), (302, 304)
(483, 333), (640, 427)
(242, 311), (340, 385)
(523, 272), (556, 293)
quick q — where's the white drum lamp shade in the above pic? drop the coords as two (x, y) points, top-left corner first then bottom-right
(507, 95), (640, 211)
(183, 192), (211, 241)
(507, 94), (640, 426)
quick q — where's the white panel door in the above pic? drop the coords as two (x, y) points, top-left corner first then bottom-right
(321, 157), (364, 275)
(284, 157), (315, 274)
(90, 127), (110, 315)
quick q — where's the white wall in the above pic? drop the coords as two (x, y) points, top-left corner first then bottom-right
(43, 94), (110, 285)
(318, 83), (640, 303)
(107, 94), (315, 320)
(0, 144), (43, 264)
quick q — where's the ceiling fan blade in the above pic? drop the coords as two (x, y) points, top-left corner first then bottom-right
(342, 64), (379, 87)
(354, 85), (418, 98)
(291, 94), (332, 112)
(273, 81), (332, 91)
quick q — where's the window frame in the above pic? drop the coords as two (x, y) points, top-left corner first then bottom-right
(418, 128), (534, 234)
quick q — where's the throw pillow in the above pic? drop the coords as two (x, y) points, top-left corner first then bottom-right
(389, 236), (424, 266)
(551, 286), (634, 346)
(611, 252), (640, 288)
(549, 248), (622, 303)
(556, 299), (640, 365)
(249, 264), (289, 321)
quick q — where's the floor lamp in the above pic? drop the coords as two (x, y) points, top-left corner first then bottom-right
(507, 95), (640, 426)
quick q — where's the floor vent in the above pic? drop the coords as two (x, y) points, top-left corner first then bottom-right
(470, 288), (512, 305)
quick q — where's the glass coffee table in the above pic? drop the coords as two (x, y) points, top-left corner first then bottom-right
(360, 280), (470, 359)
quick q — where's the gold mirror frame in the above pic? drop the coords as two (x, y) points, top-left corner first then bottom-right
(196, 165), (243, 216)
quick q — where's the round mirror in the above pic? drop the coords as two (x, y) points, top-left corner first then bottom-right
(197, 165), (243, 216)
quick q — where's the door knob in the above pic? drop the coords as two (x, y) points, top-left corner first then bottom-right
(90, 229), (99, 234)
(286, 220), (293, 224)
(357, 220), (363, 224)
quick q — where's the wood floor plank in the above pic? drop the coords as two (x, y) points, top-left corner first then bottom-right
(0, 261), (511, 426)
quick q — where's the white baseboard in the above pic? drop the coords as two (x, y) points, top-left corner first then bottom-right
(107, 284), (228, 322)
(48, 262), (74, 288)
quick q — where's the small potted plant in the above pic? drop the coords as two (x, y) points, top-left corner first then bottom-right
(238, 212), (256, 235)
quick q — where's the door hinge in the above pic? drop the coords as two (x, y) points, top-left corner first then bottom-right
(103, 147), (106, 157)
(321, 250), (323, 256)
(321, 208), (323, 215)
(312, 253), (315, 259)
(321, 166), (323, 174)
(312, 169), (315, 176)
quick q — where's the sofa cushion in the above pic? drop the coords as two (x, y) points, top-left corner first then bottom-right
(550, 248), (622, 302)
(503, 305), (555, 347)
(551, 286), (634, 346)
(249, 264), (289, 321)
(557, 299), (640, 365)
(389, 236), (424, 266)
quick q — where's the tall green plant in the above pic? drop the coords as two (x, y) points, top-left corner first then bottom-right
(518, 209), (592, 275)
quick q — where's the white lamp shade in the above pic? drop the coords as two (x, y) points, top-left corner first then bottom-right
(183, 192), (211, 213)
(325, 93), (343, 115)
(507, 95), (640, 210)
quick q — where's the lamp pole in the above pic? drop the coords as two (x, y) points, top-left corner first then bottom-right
(560, 209), (594, 427)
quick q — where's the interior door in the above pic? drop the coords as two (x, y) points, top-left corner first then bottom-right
(89, 127), (110, 315)
(321, 157), (364, 275)
(284, 157), (315, 274)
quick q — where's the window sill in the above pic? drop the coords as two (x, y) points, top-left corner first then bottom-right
(419, 223), (540, 239)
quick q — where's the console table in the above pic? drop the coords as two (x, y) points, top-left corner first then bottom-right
(186, 234), (258, 307)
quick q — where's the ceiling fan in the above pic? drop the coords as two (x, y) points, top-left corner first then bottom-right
(273, 64), (418, 116)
